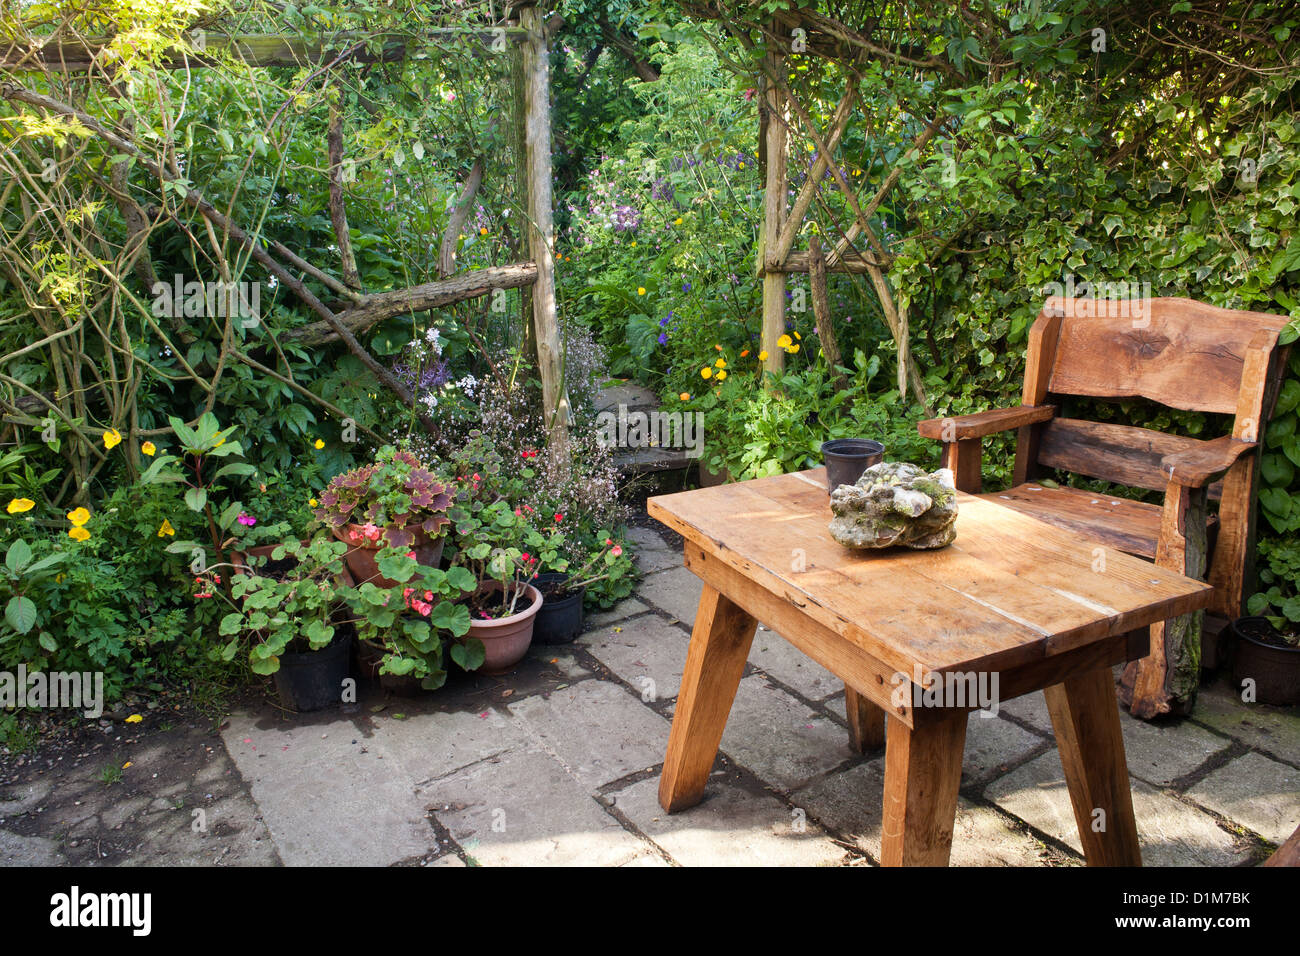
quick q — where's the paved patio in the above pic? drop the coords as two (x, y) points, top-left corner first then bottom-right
(2, 523), (1297, 866)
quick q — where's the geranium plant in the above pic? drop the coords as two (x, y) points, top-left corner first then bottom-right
(345, 547), (478, 685)
(451, 497), (561, 620)
(215, 537), (350, 674)
(314, 445), (453, 547)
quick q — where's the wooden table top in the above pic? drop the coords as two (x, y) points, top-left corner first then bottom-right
(648, 468), (1213, 678)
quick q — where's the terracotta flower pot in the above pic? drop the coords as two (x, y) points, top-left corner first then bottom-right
(332, 523), (445, 588)
(231, 541), (355, 586)
(464, 581), (542, 675)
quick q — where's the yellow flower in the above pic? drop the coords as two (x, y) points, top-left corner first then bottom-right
(458, 234), (465, 241)
(715, 358), (726, 369)
(788, 343), (801, 354)
(66, 507), (90, 527)
(700, 367), (713, 379)
(673, 217), (683, 225)
(157, 519), (175, 537)
(314, 439), (325, 450)
(678, 392), (690, 402)
(637, 287), (646, 295)
(716, 370), (727, 381)
(777, 334), (792, 349)
(479, 226), (489, 236)
(141, 441), (156, 456)
(6, 498), (34, 514)
(630, 241), (637, 247)
(122, 762), (132, 769)
(738, 162), (746, 169)
(794, 331), (802, 340)
(758, 350), (769, 361)
(68, 526), (90, 542)
(309, 497), (319, 508)
(103, 428), (122, 450)
(125, 714), (143, 724)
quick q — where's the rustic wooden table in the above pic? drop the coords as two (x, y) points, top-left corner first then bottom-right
(647, 467), (1214, 866)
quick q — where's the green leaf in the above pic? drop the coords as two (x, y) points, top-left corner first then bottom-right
(38, 631), (57, 653)
(5, 539), (32, 574)
(5, 595), (37, 634)
(184, 487), (208, 512)
(450, 638), (485, 671)
(250, 656), (280, 675)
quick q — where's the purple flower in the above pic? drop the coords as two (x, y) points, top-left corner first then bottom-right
(657, 333), (667, 345)
(681, 281), (692, 293)
(612, 204), (641, 232)
(652, 177), (674, 201)
(237, 512), (257, 527)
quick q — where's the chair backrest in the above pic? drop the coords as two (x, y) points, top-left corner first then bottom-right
(1015, 296), (1292, 617)
(1019, 296), (1289, 488)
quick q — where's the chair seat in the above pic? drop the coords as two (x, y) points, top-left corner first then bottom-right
(980, 483), (1219, 560)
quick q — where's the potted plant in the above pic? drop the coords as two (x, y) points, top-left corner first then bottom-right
(1238, 561), (1300, 704)
(315, 446), (453, 587)
(343, 546), (477, 693)
(533, 533), (627, 645)
(451, 498), (557, 673)
(215, 537), (354, 712)
(228, 516), (297, 574)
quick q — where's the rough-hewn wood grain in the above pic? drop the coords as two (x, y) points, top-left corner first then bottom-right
(1045, 666), (1142, 866)
(880, 711), (967, 866)
(1120, 483), (1208, 718)
(649, 469), (1212, 680)
(917, 404), (1055, 440)
(1045, 296), (1288, 415)
(658, 585), (758, 813)
(1014, 310), (1064, 485)
(845, 684), (886, 752)
(1161, 435), (1256, 488)
(941, 438), (982, 493)
(1037, 418), (1225, 499)
(983, 483), (1168, 559)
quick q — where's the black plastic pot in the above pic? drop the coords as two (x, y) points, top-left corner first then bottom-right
(533, 572), (585, 645)
(821, 438), (885, 493)
(1230, 616), (1300, 706)
(273, 630), (353, 712)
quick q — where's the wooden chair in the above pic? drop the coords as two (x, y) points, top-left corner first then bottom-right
(917, 296), (1292, 719)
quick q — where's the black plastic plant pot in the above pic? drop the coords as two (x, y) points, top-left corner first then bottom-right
(533, 572), (585, 645)
(821, 438), (885, 494)
(1230, 616), (1300, 706)
(273, 631), (353, 712)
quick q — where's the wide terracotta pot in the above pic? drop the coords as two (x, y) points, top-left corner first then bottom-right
(465, 581), (542, 675)
(332, 523), (445, 588)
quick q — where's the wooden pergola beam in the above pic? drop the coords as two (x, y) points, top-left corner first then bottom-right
(0, 30), (527, 72)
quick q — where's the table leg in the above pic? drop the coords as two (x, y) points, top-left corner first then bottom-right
(880, 711), (967, 866)
(1044, 666), (1142, 866)
(844, 684), (886, 752)
(658, 584), (758, 813)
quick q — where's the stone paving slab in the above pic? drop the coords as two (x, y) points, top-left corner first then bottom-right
(223, 714), (432, 866)
(368, 707), (532, 784)
(1185, 751), (1300, 846)
(962, 712), (1048, 786)
(507, 680), (670, 789)
(587, 597), (648, 628)
(1190, 679), (1300, 767)
(639, 566), (703, 625)
(424, 747), (654, 866)
(998, 691), (1053, 734)
(790, 760), (1053, 866)
(984, 751), (1252, 866)
(608, 771), (848, 866)
(719, 675), (851, 791)
(581, 614), (691, 700)
(749, 626), (841, 701)
(1119, 714), (1231, 787)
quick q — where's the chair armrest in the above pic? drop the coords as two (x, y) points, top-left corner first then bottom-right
(917, 405), (1056, 442)
(1161, 436), (1257, 488)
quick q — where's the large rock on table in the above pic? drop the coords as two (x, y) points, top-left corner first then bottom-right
(828, 462), (958, 550)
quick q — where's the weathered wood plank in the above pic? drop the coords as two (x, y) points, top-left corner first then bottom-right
(1037, 418), (1224, 500)
(880, 711), (967, 866)
(658, 584), (757, 812)
(918, 404), (1054, 440)
(845, 684), (886, 752)
(1045, 665), (1142, 866)
(1162, 435), (1256, 488)
(983, 482), (1167, 559)
(1045, 296), (1289, 415)
(1014, 309), (1064, 484)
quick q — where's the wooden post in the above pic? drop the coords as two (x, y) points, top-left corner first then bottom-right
(520, 2), (570, 438)
(511, 40), (538, 366)
(760, 51), (787, 378)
